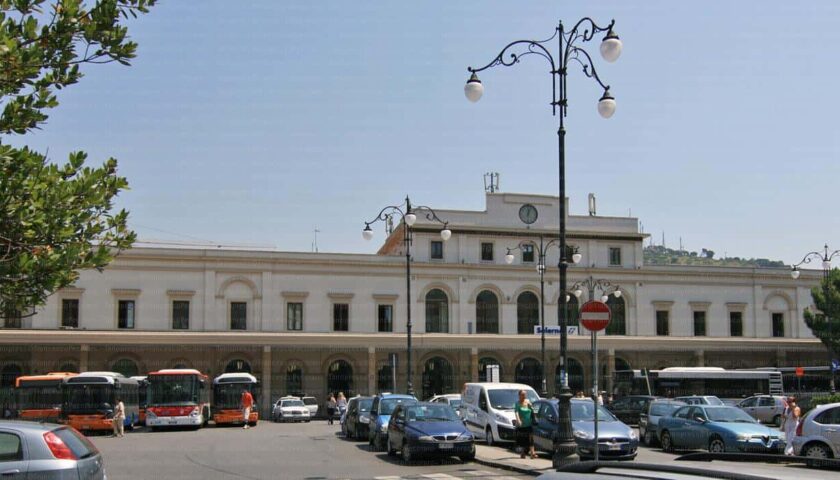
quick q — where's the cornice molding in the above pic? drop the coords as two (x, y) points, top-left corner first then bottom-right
(111, 288), (141, 297)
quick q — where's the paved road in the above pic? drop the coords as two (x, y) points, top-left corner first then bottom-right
(90, 422), (524, 480)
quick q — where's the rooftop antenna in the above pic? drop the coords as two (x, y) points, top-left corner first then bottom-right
(679, 236), (683, 251)
(484, 172), (500, 193)
(588, 193), (597, 216)
(312, 228), (320, 253)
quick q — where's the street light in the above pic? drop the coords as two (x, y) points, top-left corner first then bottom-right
(791, 244), (840, 393)
(363, 196), (450, 397)
(466, 17), (621, 468)
(505, 238), (580, 397)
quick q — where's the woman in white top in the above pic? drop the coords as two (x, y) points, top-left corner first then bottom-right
(781, 396), (800, 455)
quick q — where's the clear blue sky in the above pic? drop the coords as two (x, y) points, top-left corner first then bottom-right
(10, 1), (840, 264)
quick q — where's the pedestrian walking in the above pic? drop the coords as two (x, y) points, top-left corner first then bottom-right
(326, 394), (337, 425)
(337, 392), (347, 418)
(514, 390), (536, 459)
(112, 397), (126, 437)
(240, 389), (254, 429)
(781, 396), (800, 455)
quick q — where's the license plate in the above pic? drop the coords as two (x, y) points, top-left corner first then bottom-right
(168, 419), (178, 424)
(608, 444), (621, 450)
(439, 443), (453, 449)
(83, 426), (91, 430)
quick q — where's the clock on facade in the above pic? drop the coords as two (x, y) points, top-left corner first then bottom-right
(518, 204), (538, 224)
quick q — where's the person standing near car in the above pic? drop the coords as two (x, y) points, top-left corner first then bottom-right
(514, 390), (536, 459)
(112, 397), (126, 437)
(337, 392), (347, 417)
(326, 394), (337, 425)
(781, 396), (800, 455)
(241, 389), (254, 429)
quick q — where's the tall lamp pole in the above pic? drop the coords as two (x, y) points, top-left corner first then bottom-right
(505, 237), (581, 396)
(465, 18), (622, 468)
(363, 196), (451, 397)
(791, 244), (840, 393)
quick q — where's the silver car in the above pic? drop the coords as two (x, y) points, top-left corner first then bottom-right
(0, 421), (105, 479)
(737, 395), (786, 426)
(791, 402), (840, 462)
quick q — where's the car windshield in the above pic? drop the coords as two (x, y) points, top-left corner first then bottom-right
(380, 398), (416, 415)
(706, 407), (756, 423)
(358, 399), (373, 412)
(704, 397), (724, 406)
(449, 399), (462, 408)
(487, 389), (539, 410)
(571, 402), (617, 422)
(650, 403), (683, 416)
(303, 397), (317, 405)
(282, 400), (304, 407)
(405, 404), (460, 422)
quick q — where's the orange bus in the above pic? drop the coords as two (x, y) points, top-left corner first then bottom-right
(61, 372), (140, 433)
(146, 369), (210, 430)
(14, 372), (77, 422)
(212, 373), (260, 426)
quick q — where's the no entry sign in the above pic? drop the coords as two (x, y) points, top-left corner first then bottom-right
(580, 300), (611, 332)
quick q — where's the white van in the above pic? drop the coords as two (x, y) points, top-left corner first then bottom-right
(460, 382), (540, 446)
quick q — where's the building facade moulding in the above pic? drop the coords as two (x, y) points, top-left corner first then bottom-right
(726, 302), (748, 311)
(111, 288), (141, 297)
(512, 285), (541, 303)
(281, 291), (309, 300)
(327, 292), (355, 301)
(416, 282), (459, 303)
(59, 287), (85, 296)
(468, 283), (507, 304)
(762, 291), (794, 311)
(215, 275), (260, 300)
(688, 301), (712, 309)
(167, 290), (196, 297)
(651, 300), (675, 309)
(372, 293), (399, 302)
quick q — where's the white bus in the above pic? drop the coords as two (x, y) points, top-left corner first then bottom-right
(613, 367), (783, 399)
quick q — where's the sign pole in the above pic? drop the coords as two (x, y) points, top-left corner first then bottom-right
(579, 299), (611, 464)
(592, 330), (599, 462)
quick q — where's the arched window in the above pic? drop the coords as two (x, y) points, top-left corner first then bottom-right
(517, 292), (539, 334)
(605, 296), (626, 335)
(476, 291), (499, 334)
(225, 359), (251, 373)
(515, 358), (543, 392)
(422, 357), (454, 400)
(565, 295), (580, 327)
(58, 363), (78, 373)
(112, 358), (138, 378)
(377, 364), (394, 393)
(478, 357), (502, 382)
(555, 358), (584, 394)
(327, 360), (353, 398)
(286, 364), (303, 396)
(0, 364), (23, 388)
(172, 363), (189, 370)
(425, 289), (449, 333)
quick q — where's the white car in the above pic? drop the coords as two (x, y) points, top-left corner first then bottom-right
(428, 394), (464, 418)
(272, 397), (311, 423)
(302, 396), (319, 418)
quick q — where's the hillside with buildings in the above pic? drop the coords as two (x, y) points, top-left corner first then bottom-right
(643, 245), (786, 268)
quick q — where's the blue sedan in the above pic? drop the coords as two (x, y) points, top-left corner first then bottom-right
(387, 402), (475, 463)
(658, 405), (784, 454)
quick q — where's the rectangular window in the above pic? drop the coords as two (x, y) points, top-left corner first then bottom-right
(430, 241), (443, 260)
(609, 247), (622, 266)
(333, 303), (349, 331)
(656, 310), (669, 336)
(287, 302), (303, 331)
(118, 300), (135, 329)
(230, 302), (247, 330)
(61, 299), (79, 328)
(481, 242), (494, 261)
(772, 313), (784, 337)
(378, 305), (393, 332)
(172, 300), (190, 330)
(522, 244), (535, 263)
(729, 311), (743, 337)
(693, 311), (706, 336)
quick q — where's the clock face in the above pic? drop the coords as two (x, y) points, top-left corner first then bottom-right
(519, 204), (538, 225)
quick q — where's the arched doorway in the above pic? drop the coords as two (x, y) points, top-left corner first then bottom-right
(112, 358), (138, 378)
(515, 358), (543, 392)
(225, 359), (251, 373)
(478, 357), (503, 382)
(377, 364), (394, 393)
(556, 358), (584, 394)
(286, 364), (303, 396)
(0, 364), (22, 388)
(425, 289), (449, 333)
(517, 292), (539, 334)
(326, 360), (353, 397)
(606, 296), (626, 335)
(58, 363), (78, 373)
(476, 291), (499, 334)
(422, 357), (454, 400)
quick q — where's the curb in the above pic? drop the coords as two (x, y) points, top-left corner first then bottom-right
(473, 455), (552, 477)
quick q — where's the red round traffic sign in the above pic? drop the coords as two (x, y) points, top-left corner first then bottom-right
(795, 367), (804, 378)
(580, 300), (611, 332)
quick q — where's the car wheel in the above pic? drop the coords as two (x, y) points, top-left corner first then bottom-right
(375, 434), (385, 452)
(708, 437), (726, 454)
(401, 442), (412, 464)
(772, 415), (782, 428)
(485, 427), (495, 447)
(643, 430), (653, 446)
(460, 447), (476, 462)
(387, 438), (397, 456)
(804, 442), (831, 459)
(660, 431), (673, 453)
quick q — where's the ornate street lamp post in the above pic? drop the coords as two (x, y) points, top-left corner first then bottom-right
(465, 18), (622, 467)
(505, 238), (581, 397)
(363, 196), (451, 397)
(791, 244), (840, 393)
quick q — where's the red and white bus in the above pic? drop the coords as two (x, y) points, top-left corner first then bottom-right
(212, 373), (260, 426)
(14, 372), (77, 422)
(146, 369), (210, 429)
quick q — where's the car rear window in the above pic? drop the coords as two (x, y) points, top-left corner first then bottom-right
(52, 427), (99, 459)
(650, 403), (682, 416)
(303, 398), (317, 405)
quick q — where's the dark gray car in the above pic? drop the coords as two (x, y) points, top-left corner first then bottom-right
(0, 420), (106, 479)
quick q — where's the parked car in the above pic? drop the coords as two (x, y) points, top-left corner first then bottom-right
(736, 395), (786, 426)
(461, 382), (540, 446)
(531, 399), (638, 461)
(658, 405), (783, 453)
(639, 399), (686, 446)
(301, 396), (318, 418)
(386, 402), (475, 463)
(428, 394), (463, 418)
(791, 401), (840, 462)
(272, 397), (311, 422)
(607, 395), (656, 425)
(368, 393), (417, 451)
(674, 396), (724, 406)
(0, 421), (106, 479)
(342, 396), (373, 440)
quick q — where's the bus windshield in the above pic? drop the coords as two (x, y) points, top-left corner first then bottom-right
(63, 384), (114, 414)
(148, 375), (201, 406)
(214, 383), (255, 410)
(16, 383), (63, 410)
